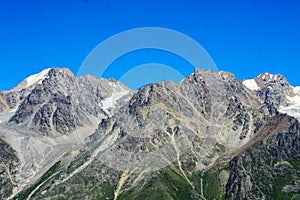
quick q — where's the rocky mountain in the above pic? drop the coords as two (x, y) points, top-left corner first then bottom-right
(8, 68), (131, 135)
(0, 69), (53, 114)
(0, 68), (300, 200)
(0, 68), (132, 199)
(243, 72), (300, 119)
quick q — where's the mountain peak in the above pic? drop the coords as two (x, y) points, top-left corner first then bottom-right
(242, 72), (300, 119)
(13, 68), (51, 91)
(243, 72), (292, 91)
(219, 70), (237, 80)
(47, 68), (74, 77)
(255, 72), (294, 97)
(256, 72), (287, 85)
(12, 68), (74, 92)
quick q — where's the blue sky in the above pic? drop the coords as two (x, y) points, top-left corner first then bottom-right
(0, 0), (299, 90)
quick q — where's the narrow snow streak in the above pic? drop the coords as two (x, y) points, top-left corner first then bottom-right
(102, 91), (130, 114)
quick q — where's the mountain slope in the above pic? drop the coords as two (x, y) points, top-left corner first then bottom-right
(0, 68), (133, 199)
(8, 68), (131, 135)
(11, 68), (299, 200)
(1, 68), (300, 200)
(0, 137), (19, 199)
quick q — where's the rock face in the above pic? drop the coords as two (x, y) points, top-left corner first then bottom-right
(0, 69), (53, 113)
(1, 68), (300, 200)
(220, 116), (300, 200)
(255, 73), (294, 107)
(0, 68), (132, 199)
(8, 68), (131, 135)
(0, 137), (19, 199)
(86, 69), (268, 173)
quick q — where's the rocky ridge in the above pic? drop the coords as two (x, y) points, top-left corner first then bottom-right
(0, 68), (299, 199)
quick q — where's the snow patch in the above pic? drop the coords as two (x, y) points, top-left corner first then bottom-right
(108, 82), (117, 87)
(279, 106), (300, 120)
(26, 68), (51, 88)
(101, 91), (130, 114)
(9, 107), (18, 113)
(242, 79), (260, 91)
(278, 87), (300, 120)
(294, 86), (300, 96)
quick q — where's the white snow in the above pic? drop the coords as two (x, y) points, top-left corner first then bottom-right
(108, 82), (117, 87)
(278, 86), (300, 120)
(26, 68), (51, 88)
(294, 86), (300, 96)
(279, 105), (300, 120)
(101, 91), (130, 114)
(242, 79), (260, 91)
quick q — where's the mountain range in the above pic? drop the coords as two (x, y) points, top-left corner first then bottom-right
(0, 68), (300, 200)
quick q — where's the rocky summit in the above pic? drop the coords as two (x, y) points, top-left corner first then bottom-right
(0, 68), (300, 200)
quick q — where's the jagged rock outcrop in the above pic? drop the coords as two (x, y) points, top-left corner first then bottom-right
(255, 73), (295, 107)
(0, 137), (19, 199)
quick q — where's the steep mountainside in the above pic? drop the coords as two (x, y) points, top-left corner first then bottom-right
(0, 68), (299, 200)
(0, 137), (19, 199)
(0, 68), (133, 199)
(0, 69), (52, 113)
(9, 68), (131, 135)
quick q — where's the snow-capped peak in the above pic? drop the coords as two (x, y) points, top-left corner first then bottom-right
(25, 68), (51, 88)
(257, 72), (287, 84)
(12, 68), (51, 91)
(243, 72), (300, 120)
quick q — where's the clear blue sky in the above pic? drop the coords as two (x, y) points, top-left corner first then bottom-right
(0, 0), (299, 91)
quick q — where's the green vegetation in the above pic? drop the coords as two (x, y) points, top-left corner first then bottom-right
(118, 167), (192, 200)
(202, 169), (222, 200)
(267, 158), (300, 200)
(13, 161), (61, 200)
(269, 176), (292, 200)
(0, 137), (19, 162)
